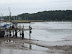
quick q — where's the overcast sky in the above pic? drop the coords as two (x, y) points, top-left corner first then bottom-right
(0, 0), (72, 16)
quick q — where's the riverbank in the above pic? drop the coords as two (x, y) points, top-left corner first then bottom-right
(11, 20), (72, 23)
(0, 36), (72, 54)
(11, 20), (44, 23)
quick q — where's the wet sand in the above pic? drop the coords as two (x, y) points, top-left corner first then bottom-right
(0, 37), (72, 54)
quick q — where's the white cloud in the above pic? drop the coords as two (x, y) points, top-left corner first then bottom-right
(0, 0), (72, 16)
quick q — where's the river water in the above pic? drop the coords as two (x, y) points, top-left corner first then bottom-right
(18, 22), (72, 42)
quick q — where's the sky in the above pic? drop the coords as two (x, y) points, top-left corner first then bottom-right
(0, 0), (72, 16)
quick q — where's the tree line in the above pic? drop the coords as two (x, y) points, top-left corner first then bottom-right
(3, 10), (72, 21)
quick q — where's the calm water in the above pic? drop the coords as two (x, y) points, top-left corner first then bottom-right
(18, 22), (72, 42)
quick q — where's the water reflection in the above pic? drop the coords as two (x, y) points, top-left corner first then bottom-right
(24, 43), (49, 51)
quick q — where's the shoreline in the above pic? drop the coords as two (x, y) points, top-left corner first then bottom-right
(0, 37), (72, 52)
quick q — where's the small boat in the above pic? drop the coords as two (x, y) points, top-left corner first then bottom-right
(0, 19), (12, 37)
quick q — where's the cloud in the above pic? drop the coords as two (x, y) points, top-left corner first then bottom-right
(0, 0), (72, 16)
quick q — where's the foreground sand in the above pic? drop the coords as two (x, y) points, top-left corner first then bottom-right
(0, 37), (72, 54)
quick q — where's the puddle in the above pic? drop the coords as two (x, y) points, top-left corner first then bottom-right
(4, 40), (49, 51)
(32, 45), (49, 51)
(24, 43), (49, 51)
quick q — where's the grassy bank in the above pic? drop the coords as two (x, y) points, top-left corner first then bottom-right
(11, 20), (44, 23)
(7, 20), (72, 23)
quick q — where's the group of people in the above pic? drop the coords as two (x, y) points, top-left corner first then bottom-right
(4, 25), (15, 37)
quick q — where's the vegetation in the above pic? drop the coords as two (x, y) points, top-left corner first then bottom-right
(11, 20), (44, 23)
(1, 10), (72, 21)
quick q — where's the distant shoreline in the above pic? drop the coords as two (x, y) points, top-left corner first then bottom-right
(11, 20), (72, 23)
